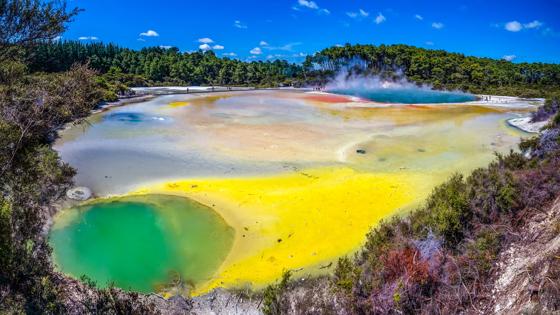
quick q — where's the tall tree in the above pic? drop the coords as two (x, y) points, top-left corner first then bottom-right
(0, 0), (79, 60)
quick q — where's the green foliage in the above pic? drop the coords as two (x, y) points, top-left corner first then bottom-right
(467, 166), (519, 223)
(28, 42), (303, 87)
(262, 270), (291, 315)
(519, 137), (540, 154)
(554, 111), (560, 127)
(411, 173), (469, 247)
(0, 0), (80, 62)
(495, 150), (526, 170)
(466, 229), (501, 273)
(0, 197), (13, 274)
(80, 274), (98, 289)
(0, 60), (27, 84)
(362, 217), (399, 259)
(0, 67), (98, 308)
(333, 256), (355, 293)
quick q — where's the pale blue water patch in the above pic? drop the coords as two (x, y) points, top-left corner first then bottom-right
(329, 88), (476, 104)
(104, 112), (170, 123)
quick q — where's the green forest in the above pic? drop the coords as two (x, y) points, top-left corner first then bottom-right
(28, 41), (560, 99)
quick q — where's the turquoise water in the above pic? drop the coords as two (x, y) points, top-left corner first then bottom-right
(49, 195), (234, 293)
(330, 88), (476, 104)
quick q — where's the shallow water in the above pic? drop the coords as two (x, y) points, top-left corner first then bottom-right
(49, 195), (234, 293)
(52, 89), (532, 294)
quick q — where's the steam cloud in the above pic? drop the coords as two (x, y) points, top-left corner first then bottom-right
(325, 69), (433, 92)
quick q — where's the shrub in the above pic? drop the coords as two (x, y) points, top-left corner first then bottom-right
(466, 228), (501, 273)
(531, 96), (560, 122)
(412, 174), (470, 248)
(0, 197), (13, 277)
(553, 111), (560, 127)
(467, 166), (519, 224)
(262, 270), (291, 315)
(517, 157), (560, 210)
(333, 256), (355, 293)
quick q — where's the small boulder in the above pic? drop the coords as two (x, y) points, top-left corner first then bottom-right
(66, 187), (92, 201)
(356, 149), (366, 154)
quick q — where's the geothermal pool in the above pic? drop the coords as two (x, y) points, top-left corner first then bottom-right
(50, 89), (532, 295)
(329, 87), (476, 104)
(50, 195), (233, 293)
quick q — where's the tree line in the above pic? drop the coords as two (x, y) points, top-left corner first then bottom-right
(28, 41), (302, 87)
(305, 44), (560, 97)
(27, 41), (560, 98)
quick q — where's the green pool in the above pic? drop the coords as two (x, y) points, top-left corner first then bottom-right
(49, 194), (234, 293)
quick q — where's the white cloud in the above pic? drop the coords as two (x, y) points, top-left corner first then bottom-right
(294, 0), (328, 14)
(223, 52), (237, 57)
(52, 35), (62, 41)
(524, 20), (542, 29)
(139, 29), (159, 37)
(425, 41), (434, 46)
(137, 38), (146, 42)
(505, 21), (522, 32)
(415, 14), (423, 21)
(250, 47), (262, 55)
(260, 41), (269, 46)
(432, 22), (444, 29)
(375, 13), (386, 24)
(335, 44), (343, 47)
(199, 42), (224, 51)
(198, 37), (214, 44)
(297, 0), (318, 9)
(159, 45), (173, 49)
(199, 43), (212, 51)
(502, 55), (516, 61)
(233, 20), (247, 29)
(347, 8), (369, 19)
(78, 36), (99, 40)
(503, 20), (544, 32)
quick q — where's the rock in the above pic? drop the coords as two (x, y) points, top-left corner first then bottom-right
(507, 116), (549, 134)
(356, 149), (366, 154)
(66, 187), (92, 201)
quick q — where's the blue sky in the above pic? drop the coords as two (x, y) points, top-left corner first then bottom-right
(64, 0), (560, 63)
